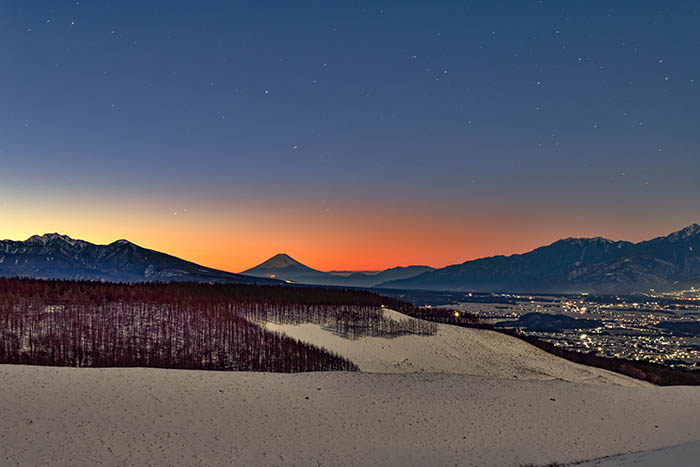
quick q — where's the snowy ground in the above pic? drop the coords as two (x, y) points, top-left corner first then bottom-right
(1, 310), (698, 466)
(1, 366), (699, 467)
(577, 441), (700, 466)
(266, 309), (641, 385)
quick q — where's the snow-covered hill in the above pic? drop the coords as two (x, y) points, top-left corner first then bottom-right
(1, 365), (698, 466)
(267, 309), (640, 385)
(2, 309), (698, 466)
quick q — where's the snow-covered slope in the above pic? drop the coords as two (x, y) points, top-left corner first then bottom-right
(1, 365), (698, 467)
(2, 310), (697, 466)
(579, 441), (700, 466)
(267, 309), (641, 386)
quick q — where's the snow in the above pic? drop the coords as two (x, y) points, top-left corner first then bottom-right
(1, 365), (699, 466)
(266, 309), (642, 385)
(579, 441), (700, 466)
(1, 309), (698, 466)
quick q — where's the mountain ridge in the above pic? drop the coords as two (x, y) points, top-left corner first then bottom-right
(0, 233), (278, 285)
(5, 225), (700, 293)
(243, 253), (434, 287)
(378, 224), (700, 293)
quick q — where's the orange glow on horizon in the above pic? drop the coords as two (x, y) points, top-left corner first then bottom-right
(1, 191), (694, 274)
(0, 203), (533, 272)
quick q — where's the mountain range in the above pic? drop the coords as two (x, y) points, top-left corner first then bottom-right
(0, 234), (278, 285)
(378, 224), (700, 294)
(3, 224), (700, 293)
(242, 253), (434, 287)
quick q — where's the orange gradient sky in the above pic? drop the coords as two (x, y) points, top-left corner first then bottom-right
(3, 1), (700, 275)
(1, 187), (696, 273)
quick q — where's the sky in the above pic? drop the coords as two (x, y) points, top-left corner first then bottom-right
(1, 1), (699, 272)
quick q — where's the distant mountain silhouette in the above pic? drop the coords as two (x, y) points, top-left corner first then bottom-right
(378, 224), (700, 294)
(243, 254), (433, 287)
(242, 253), (330, 284)
(252, 253), (315, 271)
(348, 265), (437, 286)
(0, 233), (279, 285)
(494, 312), (603, 332)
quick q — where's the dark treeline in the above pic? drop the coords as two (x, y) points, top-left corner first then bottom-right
(250, 303), (437, 340)
(0, 279), (416, 308)
(402, 307), (482, 326)
(6, 278), (696, 383)
(0, 279), (438, 372)
(1, 279), (443, 372)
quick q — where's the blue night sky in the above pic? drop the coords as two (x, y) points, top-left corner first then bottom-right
(1, 1), (699, 271)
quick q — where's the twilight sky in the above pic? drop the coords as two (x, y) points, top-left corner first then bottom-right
(1, 1), (699, 272)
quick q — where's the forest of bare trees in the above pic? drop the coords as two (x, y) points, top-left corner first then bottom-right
(0, 279), (435, 372)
